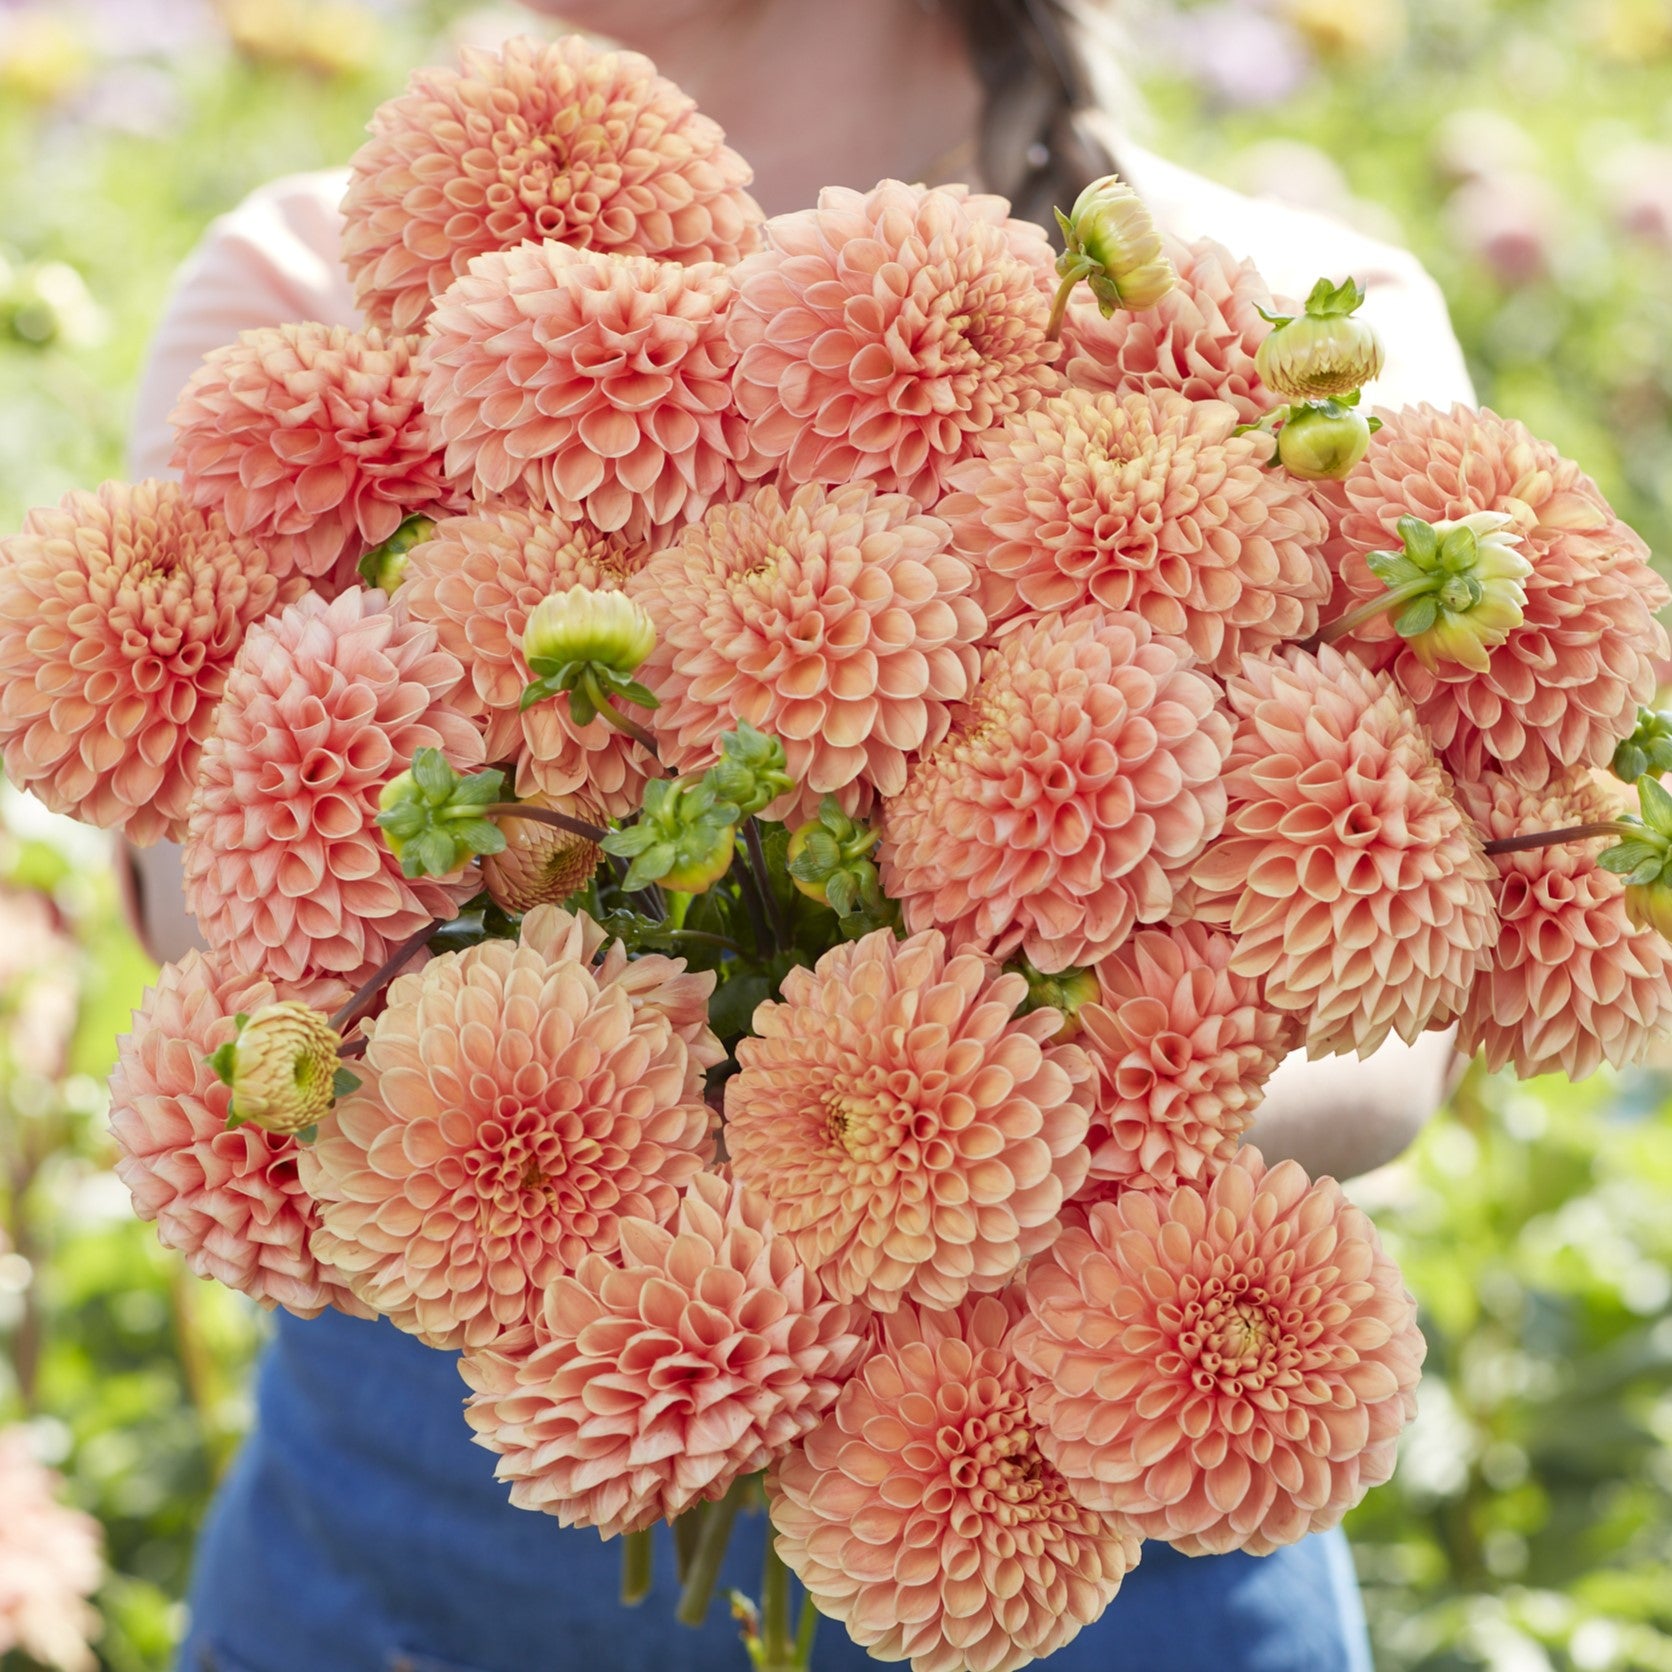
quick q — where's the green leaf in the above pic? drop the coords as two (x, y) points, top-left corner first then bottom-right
(519, 674), (565, 713)
(706, 971), (771, 1042)
(1394, 596), (1440, 638)
(609, 677), (661, 712)
(332, 1068), (361, 1099)
(1638, 774), (1672, 835)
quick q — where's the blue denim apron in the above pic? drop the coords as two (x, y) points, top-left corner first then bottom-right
(177, 1310), (1373, 1672)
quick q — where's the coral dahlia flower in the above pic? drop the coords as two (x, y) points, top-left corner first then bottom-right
(1192, 645), (1498, 1056)
(1459, 772), (1672, 1079)
(881, 607), (1231, 973)
(725, 928), (1092, 1312)
(107, 950), (360, 1319)
(182, 588), (483, 985)
(938, 387), (1330, 673)
(300, 905), (718, 1349)
(0, 1429), (103, 1672)
(1323, 404), (1669, 788)
(1077, 922), (1297, 1195)
(341, 34), (762, 333)
(0, 480), (294, 845)
(400, 504), (653, 814)
(629, 482), (985, 823)
(727, 180), (1061, 506)
(1062, 234), (1291, 426)
(422, 241), (741, 540)
(459, 1173), (861, 1538)
(1015, 1148), (1426, 1556)
(769, 1293), (1140, 1672)
(170, 322), (460, 590)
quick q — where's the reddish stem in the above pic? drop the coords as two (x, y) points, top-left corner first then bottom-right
(1482, 821), (1629, 857)
(484, 803), (610, 843)
(329, 917), (448, 1037)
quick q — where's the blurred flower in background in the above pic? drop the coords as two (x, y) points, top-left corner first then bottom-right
(0, 1425), (103, 1672)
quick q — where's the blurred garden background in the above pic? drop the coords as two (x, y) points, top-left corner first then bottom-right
(2, 0), (1672, 1667)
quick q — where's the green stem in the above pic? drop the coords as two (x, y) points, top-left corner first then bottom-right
(676, 1478), (745, 1627)
(744, 819), (789, 956)
(673, 1503), (705, 1586)
(1483, 821), (1631, 857)
(794, 1591), (820, 1668)
(1315, 576), (1435, 646)
(661, 928), (746, 958)
(582, 670), (661, 757)
(1045, 259), (1093, 342)
(483, 803), (611, 844)
(620, 1528), (654, 1607)
(760, 1538), (793, 1667)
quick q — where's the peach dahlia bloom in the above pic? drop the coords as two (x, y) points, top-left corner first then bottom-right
(725, 929), (1091, 1313)
(629, 482), (985, 824)
(107, 950), (360, 1319)
(422, 242), (741, 540)
(460, 1173), (861, 1538)
(881, 607), (1231, 973)
(1062, 235), (1291, 427)
(299, 905), (718, 1349)
(1192, 645), (1498, 1057)
(341, 34), (762, 334)
(1077, 922), (1297, 1196)
(1459, 772), (1672, 1079)
(1015, 1148), (1425, 1556)
(1323, 404), (1669, 788)
(170, 322), (459, 591)
(182, 588), (483, 985)
(727, 180), (1061, 506)
(0, 1428), (103, 1672)
(0, 479), (294, 845)
(400, 504), (653, 815)
(769, 1293), (1140, 1672)
(938, 388), (1330, 674)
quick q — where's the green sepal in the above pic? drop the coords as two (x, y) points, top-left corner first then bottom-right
(1303, 275), (1367, 317)
(1598, 839), (1664, 876)
(622, 843), (678, 891)
(206, 1039), (238, 1088)
(1396, 515), (1439, 567)
(1394, 596), (1440, 639)
(294, 1124), (319, 1146)
(1638, 774), (1672, 836)
(332, 1067), (362, 1099)
(1365, 547), (1426, 589)
(412, 746), (456, 805)
(519, 673), (568, 713)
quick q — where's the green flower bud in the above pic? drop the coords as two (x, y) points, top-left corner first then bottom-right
(1275, 400), (1374, 481)
(374, 748), (508, 878)
(1047, 177), (1175, 337)
(1255, 277), (1385, 400)
(524, 587), (655, 679)
(1625, 879), (1672, 942)
(785, 797), (893, 935)
(1612, 710), (1672, 786)
(603, 777), (736, 894)
(1600, 779), (1672, 938)
(705, 722), (793, 819)
(356, 513), (436, 592)
(1013, 961), (1101, 1043)
(206, 1001), (353, 1137)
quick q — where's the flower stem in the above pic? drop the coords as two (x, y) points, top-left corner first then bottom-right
(483, 802), (611, 843)
(582, 669), (661, 757)
(744, 819), (789, 955)
(329, 916), (447, 1036)
(673, 1503), (705, 1586)
(1044, 268), (1082, 342)
(759, 1540), (795, 1670)
(1483, 822), (1631, 857)
(620, 1529), (654, 1607)
(1314, 577), (1435, 646)
(795, 1592), (820, 1668)
(676, 1478), (745, 1627)
(661, 928), (745, 957)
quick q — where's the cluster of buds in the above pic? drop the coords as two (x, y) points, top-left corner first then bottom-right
(1613, 708), (1672, 785)
(1602, 776), (1672, 940)
(375, 748), (509, 879)
(1013, 960), (1103, 1043)
(785, 798), (893, 936)
(1046, 175), (1176, 338)
(356, 511), (436, 591)
(520, 586), (660, 740)
(206, 1001), (354, 1139)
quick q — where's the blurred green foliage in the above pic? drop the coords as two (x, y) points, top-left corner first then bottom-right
(1, 0), (1670, 1669)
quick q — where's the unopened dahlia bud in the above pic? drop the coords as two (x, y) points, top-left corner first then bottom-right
(356, 512), (435, 592)
(705, 721), (793, 819)
(785, 796), (892, 934)
(1255, 276), (1385, 399)
(1625, 879), (1672, 941)
(1013, 960), (1101, 1042)
(603, 776), (736, 893)
(1275, 399), (1374, 480)
(524, 586), (656, 680)
(1601, 776), (1672, 942)
(207, 1001), (350, 1136)
(375, 748), (507, 878)
(1048, 176), (1175, 336)
(481, 795), (604, 912)
(1613, 709), (1672, 785)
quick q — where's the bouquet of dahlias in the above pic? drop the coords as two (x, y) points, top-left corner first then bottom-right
(7, 30), (1672, 1672)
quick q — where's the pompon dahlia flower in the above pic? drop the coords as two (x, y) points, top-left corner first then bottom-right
(725, 928), (1092, 1312)
(0, 1429), (103, 1672)
(400, 504), (653, 814)
(1061, 234), (1291, 426)
(727, 180), (1061, 505)
(107, 950), (361, 1320)
(1015, 1147), (1426, 1556)
(459, 1173), (861, 1537)
(0, 479), (294, 845)
(938, 387), (1330, 674)
(769, 1293), (1140, 1672)
(422, 242), (741, 539)
(1077, 922), (1298, 1196)
(1459, 772), (1672, 1079)
(341, 34), (762, 334)
(1322, 403), (1669, 788)
(628, 482), (985, 824)
(170, 322), (459, 590)
(1192, 645), (1497, 1057)
(182, 588), (483, 985)
(880, 607), (1231, 973)
(299, 904), (718, 1349)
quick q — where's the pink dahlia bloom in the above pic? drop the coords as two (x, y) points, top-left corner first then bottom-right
(1192, 645), (1498, 1057)
(1062, 234), (1291, 426)
(0, 1429), (103, 1672)
(629, 482), (985, 823)
(107, 950), (361, 1319)
(299, 905), (718, 1349)
(182, 588), (483, 985)
(460, 1172), (861, 1537)
(1459, 772), (1672, 1079)
(725, 928), (1091, 1312)
(400, 504), (653, 815)
(0, 479), (294, 844)
(880, 607), (1231, 973)
(341, 34), (762, 334)
(769, 1293), (1140, 1672)
(170, 322), (460, 590)
(422, 242), (741, 540)
(1015, 1148), (1426, 1556)
(1077, 922), (1298, 1196)
(1322, 404), (1669, 788)
(727, 180), (1061, 506)
(939, 388), (1330, 674)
